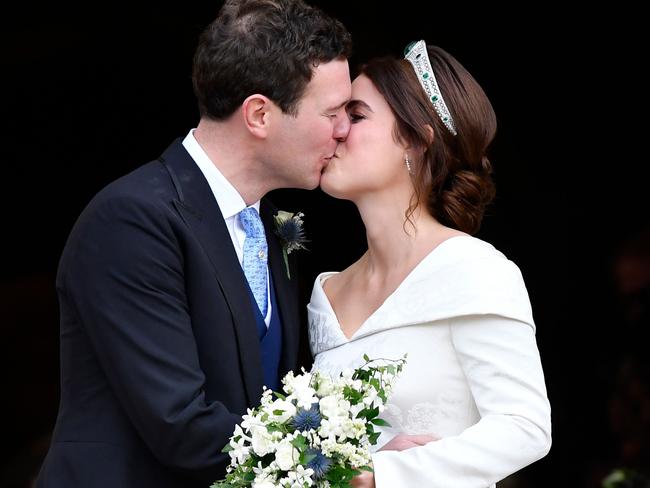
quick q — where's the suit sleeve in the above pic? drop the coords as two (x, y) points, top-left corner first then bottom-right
(60, 194), (240, 479)
(371, 314), (552, 487)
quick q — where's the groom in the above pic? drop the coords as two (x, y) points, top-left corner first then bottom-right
(35, 1), (352, 486)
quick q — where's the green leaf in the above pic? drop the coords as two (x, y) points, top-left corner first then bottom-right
(273, 391), (287, 400)
(356, 407), (370, 419)
(221, 443), (234, 453)
(300, 452), (317, 464)
(291, 435), (307, 450)
(326, 464), (357, 484)
(363, 354), (370, 362)
(371, 418), (390, 426)
(273, 409), (285, 416)
(368, 431), (381, 444)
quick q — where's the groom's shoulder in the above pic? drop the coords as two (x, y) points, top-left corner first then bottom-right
(74, 151), (183, 232)
(87, 160), (174, 214)
(106, 159), (172, 199)
(91, 139), (187, 209)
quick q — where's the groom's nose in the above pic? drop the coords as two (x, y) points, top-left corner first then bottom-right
(333, 112), (350, 142)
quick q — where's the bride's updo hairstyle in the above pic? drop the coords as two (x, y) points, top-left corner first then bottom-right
(359, 43), (497, 235)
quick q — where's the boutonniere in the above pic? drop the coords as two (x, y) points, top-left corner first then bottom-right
(273, 210), (307, 279)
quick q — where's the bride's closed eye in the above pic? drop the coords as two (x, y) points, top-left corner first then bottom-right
(345, 99), (372, 124)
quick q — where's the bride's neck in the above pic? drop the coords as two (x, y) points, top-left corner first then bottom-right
(355, 194), (438, 276)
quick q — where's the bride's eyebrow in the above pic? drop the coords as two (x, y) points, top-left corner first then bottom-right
(346, 100), (373, 112)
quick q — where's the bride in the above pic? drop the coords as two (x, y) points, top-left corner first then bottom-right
(308, 41), (552, 487)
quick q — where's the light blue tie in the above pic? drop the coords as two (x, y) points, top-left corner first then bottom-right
(239, 207), (268, 317)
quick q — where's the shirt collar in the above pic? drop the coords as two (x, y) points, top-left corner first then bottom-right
(182, 129), (260, 219)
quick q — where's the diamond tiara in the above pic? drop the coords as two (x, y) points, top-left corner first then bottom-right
(404, 40), (458, 136)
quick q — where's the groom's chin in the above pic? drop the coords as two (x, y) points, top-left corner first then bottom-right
(303, 176), (321, 191)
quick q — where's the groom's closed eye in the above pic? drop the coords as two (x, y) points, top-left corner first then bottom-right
(324, 100), (349, 117)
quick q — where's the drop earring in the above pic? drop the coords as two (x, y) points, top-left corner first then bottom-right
(405, 154), (412, 174)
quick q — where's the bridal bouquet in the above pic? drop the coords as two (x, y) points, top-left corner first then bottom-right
(211, 355), (406, 488)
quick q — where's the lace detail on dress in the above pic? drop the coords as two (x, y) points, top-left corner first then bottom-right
(308, 312), (346, 357)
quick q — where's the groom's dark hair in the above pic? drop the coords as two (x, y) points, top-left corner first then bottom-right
(192, 0), (352, 120)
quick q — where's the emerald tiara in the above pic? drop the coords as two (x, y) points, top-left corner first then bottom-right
(404, 40), (458, 136)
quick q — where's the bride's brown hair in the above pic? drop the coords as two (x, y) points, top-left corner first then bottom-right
(359, 45), (497, 234)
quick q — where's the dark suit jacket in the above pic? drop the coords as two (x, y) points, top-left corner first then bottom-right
(36, 139), (301, 487)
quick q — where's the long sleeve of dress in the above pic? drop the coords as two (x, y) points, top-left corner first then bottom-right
(371, 314), (552, 488)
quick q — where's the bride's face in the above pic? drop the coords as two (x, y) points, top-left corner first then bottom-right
(320, 74), (409, 200)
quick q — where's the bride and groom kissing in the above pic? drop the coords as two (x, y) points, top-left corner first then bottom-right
(36, 1), (551, 487)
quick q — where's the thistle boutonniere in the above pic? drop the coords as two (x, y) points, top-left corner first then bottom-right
(273, 210), (308, 279)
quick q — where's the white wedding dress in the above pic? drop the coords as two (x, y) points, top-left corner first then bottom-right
(308, 236), (551, 488)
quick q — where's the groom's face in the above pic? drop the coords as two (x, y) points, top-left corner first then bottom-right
(270, 58), (351, 190)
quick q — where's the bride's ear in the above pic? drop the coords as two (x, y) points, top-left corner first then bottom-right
(242, 94), (272, 139)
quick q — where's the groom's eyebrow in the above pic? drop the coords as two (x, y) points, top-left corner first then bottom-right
(327, 100), (349, 111)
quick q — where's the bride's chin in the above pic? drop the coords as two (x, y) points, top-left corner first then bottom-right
(319, 175), (349, 200)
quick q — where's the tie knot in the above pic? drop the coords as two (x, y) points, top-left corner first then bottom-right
(239, 207), (265, 238)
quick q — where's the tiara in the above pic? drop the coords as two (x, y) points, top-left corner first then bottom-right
(404, 40), (457, 136)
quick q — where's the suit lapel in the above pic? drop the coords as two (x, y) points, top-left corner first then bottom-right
(159, 140), (263, 405)
(261, 201), (299, 375)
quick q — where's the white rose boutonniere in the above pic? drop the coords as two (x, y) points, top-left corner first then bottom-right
(273, 210), (308, 279)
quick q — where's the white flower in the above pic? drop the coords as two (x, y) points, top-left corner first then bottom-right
(241, 409), (265, 431)
(362, 388), (378, 406)
(319, 395), (350, 419)
(275, 439), (299, 471)
(324, 414), (359, 441)
(228, 426), (251, 465)
(279, 370), (318, 409)
(284, 369), (311, 393)
(351, 418), (367, 439)
(250, 425), (275, 457)
(290, 387), (318, 410)
(286, 465), (314, 487)
(260, 388), (275, 407)
(318, 395), (339, 419)
(252, 462), (277, 487)
(267, 398), (297, 424)
(252, 481), (276, 488)
(350, 402), (365, 419)
(314, 373), (336, 396)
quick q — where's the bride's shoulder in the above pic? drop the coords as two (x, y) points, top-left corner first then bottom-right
(421, 235), (526, 288)
(438, 235), (509, 263)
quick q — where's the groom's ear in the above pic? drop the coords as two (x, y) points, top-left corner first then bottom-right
(242, 94), (272, 139)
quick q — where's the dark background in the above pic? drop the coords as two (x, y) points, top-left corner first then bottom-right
(3, 2), (648, 487)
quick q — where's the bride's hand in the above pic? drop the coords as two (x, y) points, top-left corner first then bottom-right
(379, 433), (439, 451)
(351, 470), (375, 488)
(351, 434), (437, 486)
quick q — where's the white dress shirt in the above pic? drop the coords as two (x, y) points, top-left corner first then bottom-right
(182, 129), (271, 326)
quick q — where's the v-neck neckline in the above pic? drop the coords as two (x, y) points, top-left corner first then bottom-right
(317, 235), (470, 342)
